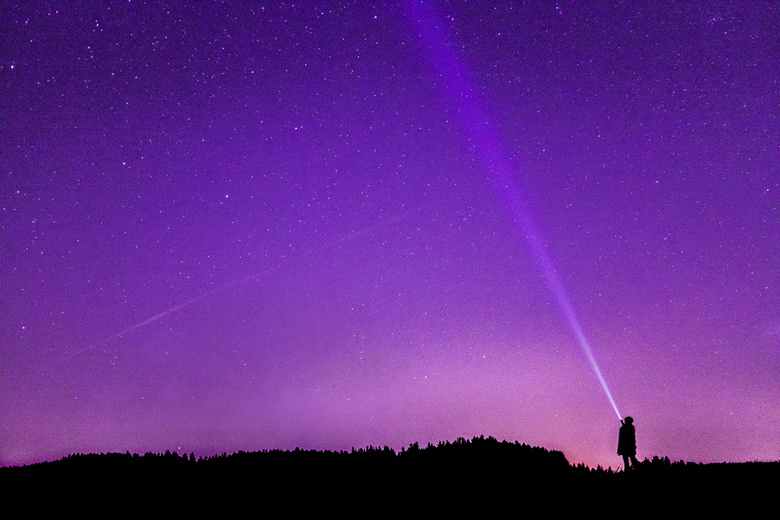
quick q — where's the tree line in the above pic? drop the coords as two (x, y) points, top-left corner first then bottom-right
(2, 436), (777, 515)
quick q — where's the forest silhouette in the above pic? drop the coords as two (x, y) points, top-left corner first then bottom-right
(2, 435), (777, 514)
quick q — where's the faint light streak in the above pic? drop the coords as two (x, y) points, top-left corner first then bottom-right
(43, 206), (424, 370)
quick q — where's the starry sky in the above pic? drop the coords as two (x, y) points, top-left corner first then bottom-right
(2, 1), (778, 469)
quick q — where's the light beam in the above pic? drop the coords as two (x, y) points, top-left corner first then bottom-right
(43, 207), (423, 369)
(406, 2), (622, 420)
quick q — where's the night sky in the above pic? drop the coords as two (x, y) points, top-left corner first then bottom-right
(2, 1), (778, 469)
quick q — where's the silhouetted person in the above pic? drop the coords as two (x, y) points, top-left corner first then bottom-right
(618, 416), (638, 471)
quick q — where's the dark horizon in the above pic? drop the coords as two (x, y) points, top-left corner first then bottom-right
(4, 434), (778, 471)
(4, 435), (778, 515)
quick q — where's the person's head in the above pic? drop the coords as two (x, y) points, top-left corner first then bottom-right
(624, 416), (633, 425)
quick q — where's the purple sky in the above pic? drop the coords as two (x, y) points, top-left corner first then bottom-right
(2, 1), (778, 469)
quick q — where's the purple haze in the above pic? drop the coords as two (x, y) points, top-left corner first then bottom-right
(1, 2), (778, 469)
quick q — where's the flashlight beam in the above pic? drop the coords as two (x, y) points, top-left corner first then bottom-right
(406, 2), (622, 420)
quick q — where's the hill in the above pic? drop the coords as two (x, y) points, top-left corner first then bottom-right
(2, 436), (777, 514)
